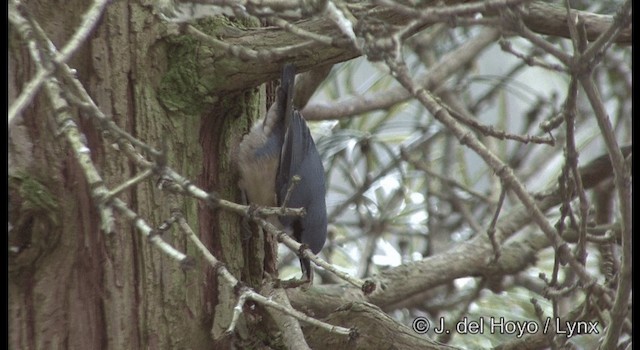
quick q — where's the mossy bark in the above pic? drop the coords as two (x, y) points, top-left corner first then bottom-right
(8, 1), (269, 348)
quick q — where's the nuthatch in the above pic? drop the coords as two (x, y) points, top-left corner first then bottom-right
(236, 64), (327, 280)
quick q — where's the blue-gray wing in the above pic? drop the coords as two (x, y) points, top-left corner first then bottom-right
(276, 110), (327, 254)
(276, 109), (312, 205)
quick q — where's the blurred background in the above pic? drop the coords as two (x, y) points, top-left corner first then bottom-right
(278, 5), (631, 346)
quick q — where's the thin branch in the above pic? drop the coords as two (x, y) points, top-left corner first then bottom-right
(487, 185), (507, 261)
(19, 13), (162, 160)
(185, 24), (316, 62)
(544, 282), (579, 299)
(385, 56), (612, 308)
(579, 74), (631, 350)
(561, 77), (589, 265)
(8, 0), (110, 125)
(111, 198), (189, 262)
(501, 8), (573, 67)
(302, 28), (500, 120)
(176, 214), (352, 337)
(441, 90), (555, 145)
(585, 231), (617, 244)
(579, 0), (632, 70)
(158, 166), (305, 219)
(498, 39), (566, 72)
(375, 0), (532, 22)
(270, 16), (342, 47)
(256, 217), (375, 294)
(559, 1), (589, 269)
(400, 148), (493, 203)
(280, 175), (301, 210)
(325, 0), (357, 43)
(247, 289), (352, 336)
(226, 293), (248, 334)
(104, 168), (154, 202)
(45, 80), (115, 233)
(521, 1), (631, 45)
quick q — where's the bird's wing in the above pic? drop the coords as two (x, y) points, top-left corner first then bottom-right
(277, 110), (312, 205)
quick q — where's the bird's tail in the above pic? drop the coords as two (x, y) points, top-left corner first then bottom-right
(280, 64), (296, 130)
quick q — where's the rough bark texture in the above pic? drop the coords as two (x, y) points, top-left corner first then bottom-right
(179, 0), (631, 93)
(9, 0), (630, 348)
(8, 1), (265, 348)
(305, 302), (456, 350)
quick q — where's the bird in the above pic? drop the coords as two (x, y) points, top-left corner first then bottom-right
(236, 64), (327, 281)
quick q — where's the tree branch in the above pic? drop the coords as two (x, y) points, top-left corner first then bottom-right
(288, 150), (625, 316)
(306, 302), (456, 350)
(160, 1), (630, 93)
(302, 28), (500, 120)
(8, 0), (110, 125)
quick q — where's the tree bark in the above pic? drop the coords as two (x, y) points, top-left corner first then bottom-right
(9, 1), (265, 348)
(8, 0), (631, 348)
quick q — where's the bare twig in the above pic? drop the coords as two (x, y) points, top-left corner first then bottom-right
(579, 73), (631, 350)
(441, 90), (555, 145)
(46, 82), (116, 233)
(522, 2), (631, 45)
(176, 214), (353, 336)
(302, 28), (500, 120)
(280, 175), (301, 210)
(111, 198), (189, 262)
(579, 0), (631, 71)
(11, 0), (196, 266)
(18, 13), (162, 160)
(487, 185), (507, 261)
(257, 217), (375, 293)
(375, 0), (532, 22)
(401, 148), (493, 203)
(159, 166), (306, 219)
(385, 57), (613, 308)
(8, 0), (110, 125)
(270, 17), (342, 47)
(104, 169), (155, 202)
(325, 1), (357, 43)
(498, 39), (566, 72)
(12, 5), (115, 234)
(501, 8), (573, 67)
(185, 24), (316, 62)
(561, 79), (589, 265)
(226, 293), (248, 334)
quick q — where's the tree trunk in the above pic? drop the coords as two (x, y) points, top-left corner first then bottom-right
(9, 2), (267, 348)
